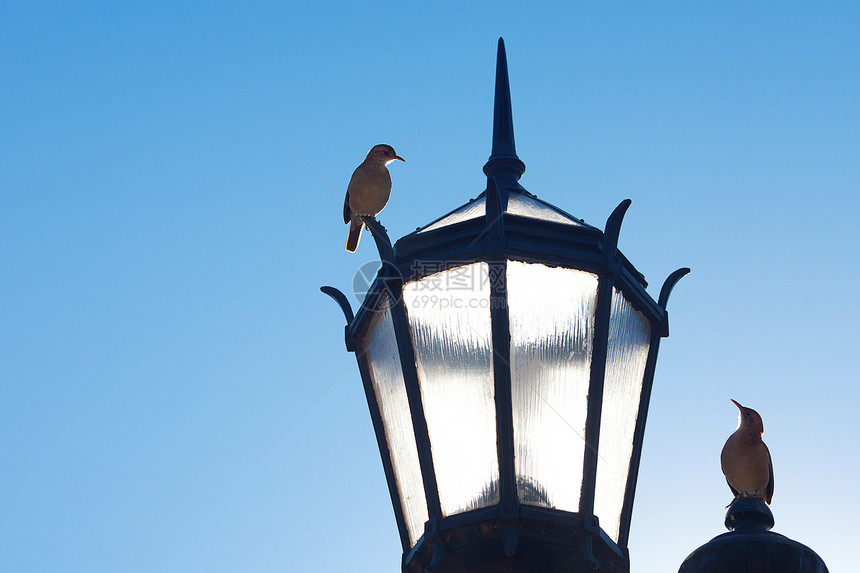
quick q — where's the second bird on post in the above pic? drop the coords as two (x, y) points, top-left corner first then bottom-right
(720, 399), (774, 505)
(343, 144), (405, 252)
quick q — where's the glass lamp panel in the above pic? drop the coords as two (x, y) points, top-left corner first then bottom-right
(507, 193), (583, 226)
(402, 262), (499, 516)
(508, 261), (598, 512)
(417, 193), (586, 234)
(419, 197), (486, 233)
(362, 299), (429, 546)
(594, 288), (651, 543)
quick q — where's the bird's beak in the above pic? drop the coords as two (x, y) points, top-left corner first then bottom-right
(730, 398), (743, 411)
(394, 155), (405, 162)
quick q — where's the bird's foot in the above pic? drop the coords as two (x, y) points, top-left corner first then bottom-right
(727, 493), (748, 508)
(359, 215), (386, 230)
(727, 493), (763, 508)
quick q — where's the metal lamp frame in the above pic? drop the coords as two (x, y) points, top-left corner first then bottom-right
(322, 38), (688, 573)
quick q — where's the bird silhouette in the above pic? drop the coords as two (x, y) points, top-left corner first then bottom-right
(720, 399), (774, 504)
(343, 144), (404, 252)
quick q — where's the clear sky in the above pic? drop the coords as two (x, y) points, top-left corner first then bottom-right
(2, 2), (858, 572)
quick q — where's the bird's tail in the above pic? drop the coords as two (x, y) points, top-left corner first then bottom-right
(346, 220), (362, 252)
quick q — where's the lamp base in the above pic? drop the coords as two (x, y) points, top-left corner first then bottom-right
(404, 506), (628, 573)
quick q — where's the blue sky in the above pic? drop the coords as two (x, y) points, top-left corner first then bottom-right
(2, 2), (858, 572)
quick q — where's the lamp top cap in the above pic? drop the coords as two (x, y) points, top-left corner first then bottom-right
(724, 496), (774, 532)
(678, 497), (829, 573)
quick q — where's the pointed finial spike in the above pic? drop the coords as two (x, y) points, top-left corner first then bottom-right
(484, 38), (526, 188)
(491, 37), (516, 160)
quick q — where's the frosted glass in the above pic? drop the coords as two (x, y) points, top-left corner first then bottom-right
(593, 288), (651, 543)
(507, 193), (583, 226)
(362, 301), (428, 546)
(508, 261), (598, 511)
(403, 262), (499, 515)
(419, 197), (486, 233)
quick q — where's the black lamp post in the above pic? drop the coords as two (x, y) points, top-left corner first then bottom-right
(322, 38), (689, 573)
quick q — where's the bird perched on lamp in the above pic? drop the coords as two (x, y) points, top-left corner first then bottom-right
(720, 399), (774, 504)
(343, 144), (405, 252)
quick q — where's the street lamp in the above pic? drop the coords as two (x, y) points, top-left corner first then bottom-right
(322, 38), (688, 573)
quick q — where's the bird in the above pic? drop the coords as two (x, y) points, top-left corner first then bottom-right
(343, 144), (404, 252)
(720, 399), (774, 504)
